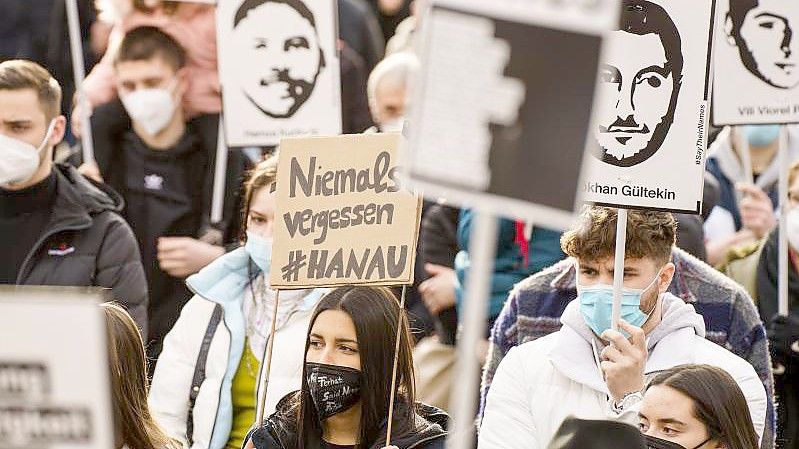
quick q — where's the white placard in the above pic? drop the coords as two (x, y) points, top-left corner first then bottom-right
(404, 0), (619, 230)
(217, 0), (342, 147)
(581, 0), (715, 213)
(712, 0), (799, 125)
(0, 287), (113, 449)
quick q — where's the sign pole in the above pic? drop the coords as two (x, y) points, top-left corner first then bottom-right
(445, 211), (498, 449)
(611, 208), (628, 331)
(211, 119), (228, 225)
(65, 0), (95, 164)
(778, 127), (790, 317)
(385, 284), (408, 447)
(734, 126), (755, 186)
(255, 289), (281, 425)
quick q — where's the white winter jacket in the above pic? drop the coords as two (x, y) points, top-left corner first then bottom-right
(148, 248), (325, 449)
(478, 293), (768, 449)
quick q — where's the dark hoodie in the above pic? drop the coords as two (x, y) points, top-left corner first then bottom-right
(15, 163), (148, 332)
(249, 392), (448, 449)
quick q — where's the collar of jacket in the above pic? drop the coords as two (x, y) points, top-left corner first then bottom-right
(16, 164), (124, 281)
(187, 247), (324, 311)
(549, 293), (704, 394)
(259, 396), (448, 449)
(549, 249), (699, 305)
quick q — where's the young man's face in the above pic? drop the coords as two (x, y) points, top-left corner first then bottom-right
(0, 88), (64, 188)
(595, 31), (676, 166)
(233, 2), (323, 118)
(730, 0), (799, 89)
(115, 56), (184, 103)
(577, 256), (670, 314)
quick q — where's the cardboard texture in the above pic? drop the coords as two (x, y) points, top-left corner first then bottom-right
(404, 0), (618, 230)
(0, 287), (114, 449)
(712, 0), (799, 125)
(270, 133), (422, 289)
(581, 0), (714, 213)
(216, 0), (342, 146)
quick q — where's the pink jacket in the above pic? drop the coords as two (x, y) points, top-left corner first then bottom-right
(83, 4), (220, 116)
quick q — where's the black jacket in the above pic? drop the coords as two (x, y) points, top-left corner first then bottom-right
(90, 100), (249, 359)
(17, 164), (148, 332)
(249, 393), (448, 449)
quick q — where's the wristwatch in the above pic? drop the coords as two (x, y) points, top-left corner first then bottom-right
(612, 391), (644, 413)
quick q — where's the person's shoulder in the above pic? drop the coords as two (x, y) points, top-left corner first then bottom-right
(693, 335), (758, 378)
(505, 333), (558, 362)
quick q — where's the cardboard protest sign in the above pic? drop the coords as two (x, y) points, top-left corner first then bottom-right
(217, 0), (342, 147)
(712, 0), (799, 125)
(270, 133), (422, 289)
(0, 287), (113, 449)
(581, 0), (714, 213)
(403, 0), (618, 230)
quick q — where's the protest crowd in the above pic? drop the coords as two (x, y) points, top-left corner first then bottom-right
(3, 1), (799, 449)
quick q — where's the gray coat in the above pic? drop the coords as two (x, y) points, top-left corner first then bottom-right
(16, 164), (148, 333)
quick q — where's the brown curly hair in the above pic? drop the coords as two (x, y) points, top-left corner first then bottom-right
(561, 206), (676, 265)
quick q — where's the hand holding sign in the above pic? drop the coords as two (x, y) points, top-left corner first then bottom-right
(600, 319), (647, 403)
(738, 183), (777, 239)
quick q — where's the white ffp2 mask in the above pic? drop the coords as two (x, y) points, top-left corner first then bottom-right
(0, 120), (56, 186)
(121, 80), (178, 136)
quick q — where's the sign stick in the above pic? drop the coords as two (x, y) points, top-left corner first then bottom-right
(734, 126), (755, 186)
(211, 119), (228, 224)
(778, 127), (790, 317)
(385, 284), (408, 447)
(611, 208), (628, 331)
(65, 0), (95, 164)
(446, 212), (498, 449)
(255, 289), (282, 425)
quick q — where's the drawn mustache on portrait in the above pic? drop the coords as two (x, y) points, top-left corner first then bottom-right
(599, 116), (651, 144)
(257, 69), (314, 97)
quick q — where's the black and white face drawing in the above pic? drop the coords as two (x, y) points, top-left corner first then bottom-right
(593, 0), (683, 167)
(233, 0), (326, 118)
(725, 0), (799, 89)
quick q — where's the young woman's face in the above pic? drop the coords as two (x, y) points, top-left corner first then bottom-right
(247, 184), (276, 238)
(639, 385), (718, 449)
(306, 310), (361, 370)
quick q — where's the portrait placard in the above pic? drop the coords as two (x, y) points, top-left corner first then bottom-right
(217, 0), (342, 146)
(0, 287), (113, 449)
(712, 0), (799, 125)
(403, 0), (618, 230)
(270, 133), (422, 289)
(581, 0), (715, 213)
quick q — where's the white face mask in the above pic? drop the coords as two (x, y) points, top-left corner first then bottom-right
(0, 120), (56, 187)
(120, 79), (178, 136)
(380, 116), (405, 133)
(787, 207), (799, 252)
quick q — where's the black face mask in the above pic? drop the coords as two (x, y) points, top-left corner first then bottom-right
(305, 362), (362, 420)
(645, 434), (710, 449)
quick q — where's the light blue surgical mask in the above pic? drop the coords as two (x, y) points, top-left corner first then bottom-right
(577, 271), (660, 337)
(244, 231), (273, 272)
(743, 124), (781, 147)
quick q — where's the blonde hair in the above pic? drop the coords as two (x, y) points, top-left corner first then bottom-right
(101, 303), (178, 449)
(241, 154), (279, 241)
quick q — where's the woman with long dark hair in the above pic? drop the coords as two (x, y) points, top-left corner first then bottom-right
(246, 286), (448, 449)
(639, 364), (759, 449)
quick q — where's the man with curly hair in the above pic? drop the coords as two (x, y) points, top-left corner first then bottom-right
(478, 207), (768, 448)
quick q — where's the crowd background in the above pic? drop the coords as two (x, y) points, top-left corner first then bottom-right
(3, 0), (799, 449)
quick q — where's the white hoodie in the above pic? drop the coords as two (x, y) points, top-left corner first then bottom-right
(477, 293), (767, 449)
